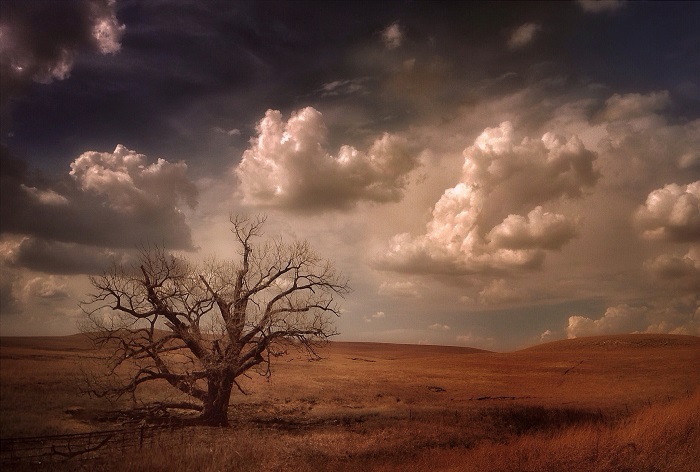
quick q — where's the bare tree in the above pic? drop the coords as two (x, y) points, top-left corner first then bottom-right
(82, 215), (350, 426)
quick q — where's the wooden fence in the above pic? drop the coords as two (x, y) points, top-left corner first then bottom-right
(0, 425), (186, 465)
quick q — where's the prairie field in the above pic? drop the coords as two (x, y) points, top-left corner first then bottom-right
(1, 333), (699, 471)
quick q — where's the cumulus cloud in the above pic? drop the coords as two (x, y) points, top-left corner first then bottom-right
(577, 0), (625, 14)
(1, 146), (198, 251)
(487, 206), (579, 250)
(635, 181), (700, 242)
(567, 297), (700, 338)
(381, 22), (403, 50)
(235, 107), (420, 212)
(21, 275), (69, 300)
(644, 246), (700, 292)
(0, 0), (124, 96)
(379, 122), (597, 275)
(601, 91), (670, 121)
(596, 104), (700, 190)
(70, 144), (198, 214)
(508, 23), (541, 50)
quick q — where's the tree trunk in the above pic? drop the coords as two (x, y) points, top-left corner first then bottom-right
(198, 371), (234, 426)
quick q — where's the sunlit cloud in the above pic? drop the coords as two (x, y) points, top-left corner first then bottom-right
(601, 91), (670, 121)
(379, 121), (598, 275)
(567, 297), (700, 338)
(2, 146), (198, 250)
(381, 22), (403, 50)
(635, 181), (700, 242)
(508, 23), (541, 50)
(70, 144), (198, 214)
(235, 107), (420, 212)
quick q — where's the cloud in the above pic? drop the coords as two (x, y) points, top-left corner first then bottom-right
(21, 275), (69, 300)
(601, 91), (671, 121)
(539, 329), (554, 343)
(363, 311), (387, 323)
(635, 181), (700, 242)
(235, 107), (420, 212)
(596, 103), (700, 190)
(319, 78), (370, 97)
(213, 127), (241, 136)
(487, 206), (579, 250)
(20, 184), (69, 206)
(508, 23), (541, 50)
(0, 0), (124, 96)
(9, 237), (132, 274)
(429, 323), (451, 331)
(70, 144), (198, 214)
(379, 122), (598, 275)
(567, 297), (700, 338)
(644, 246), (700, 291)
(479, 279), (528, 305)
(378, 280), (420, 298)
(381, 22), (403, 50)
(1, 146), (198, 251)
(577, 0), (626, 14)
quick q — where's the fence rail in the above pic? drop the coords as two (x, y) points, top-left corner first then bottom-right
(0, 425), (184, 464)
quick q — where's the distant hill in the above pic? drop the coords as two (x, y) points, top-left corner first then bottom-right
(519, 333), (700, 353)
(0, 333), (96, 351)
(2, 333), (698, 355)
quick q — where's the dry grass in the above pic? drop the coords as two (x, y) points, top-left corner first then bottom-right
(1, 333), (699, 470)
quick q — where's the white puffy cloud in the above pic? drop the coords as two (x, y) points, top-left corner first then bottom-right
(381, 22), (403, 50)
(567, 297), (700, 338)
(539, 329), (555, 343)
(235, 107), (420, 212)
(70, 144), (198, 214)
(508, 23), (541, 50)
(487, 206), (578, 250)
(379, 122), (597, 274)
(2, 145), (198, 253)
(635, 181), (700, 242)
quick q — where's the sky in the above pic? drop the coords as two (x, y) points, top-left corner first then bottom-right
(1, 0), (699, 351)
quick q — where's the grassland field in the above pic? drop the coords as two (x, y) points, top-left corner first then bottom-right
(1, 333), (699, 471)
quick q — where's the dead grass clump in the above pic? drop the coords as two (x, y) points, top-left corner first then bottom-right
(408, 389), (700, 472)
(479, 405), (608, 437)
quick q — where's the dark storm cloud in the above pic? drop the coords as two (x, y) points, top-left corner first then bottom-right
(0, 0), (123, 98)
(12, 237), (133, 275)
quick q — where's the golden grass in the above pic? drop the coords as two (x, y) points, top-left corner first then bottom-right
(1, 333), (699, 471)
